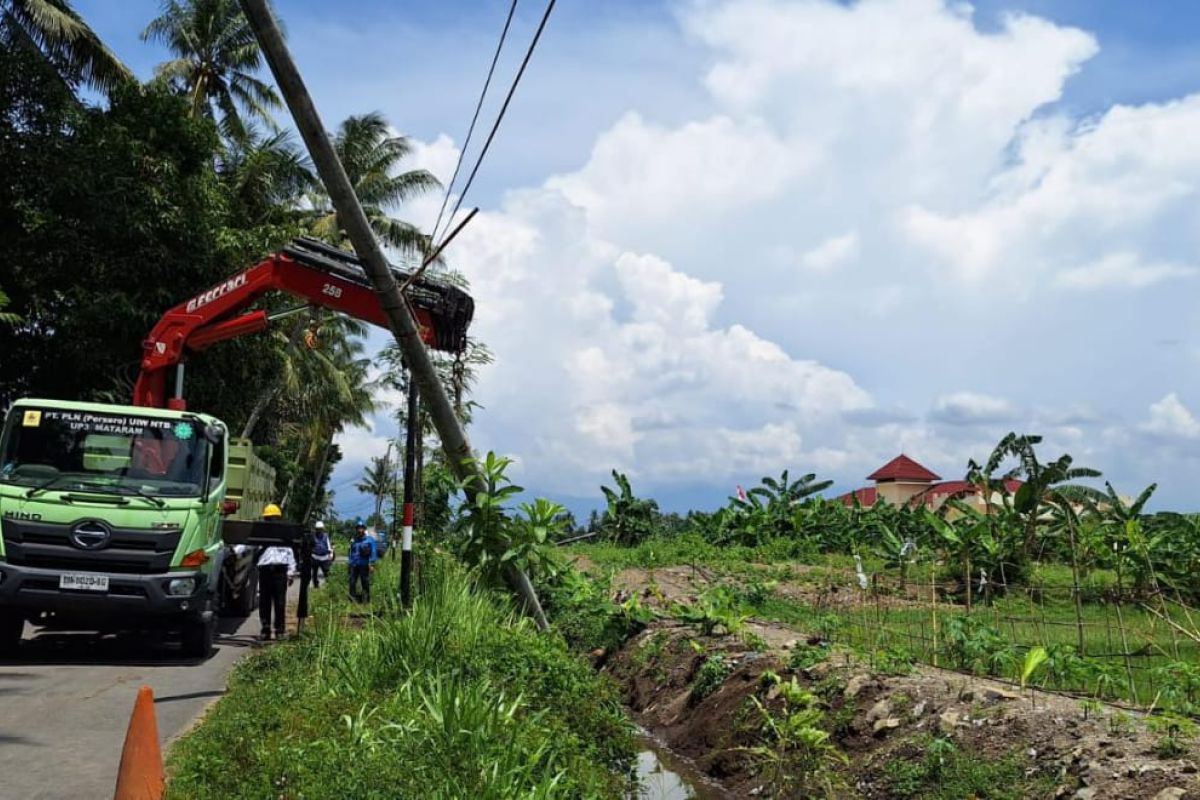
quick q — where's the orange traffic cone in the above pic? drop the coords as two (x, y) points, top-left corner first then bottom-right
(113, 685), (165, 800)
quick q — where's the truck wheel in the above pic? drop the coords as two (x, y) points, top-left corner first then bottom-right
(231, 568), (258, 618)
(181, 616), (214, 658)
(0, 612), (23, 657)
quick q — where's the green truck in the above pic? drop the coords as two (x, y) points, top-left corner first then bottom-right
(0, 238), (475, 660)
(0, 399), (275, 657)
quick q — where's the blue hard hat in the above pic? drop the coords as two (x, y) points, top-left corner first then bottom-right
(355, 518), (365, 527)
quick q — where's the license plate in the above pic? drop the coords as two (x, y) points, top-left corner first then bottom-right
(59, 573), (109, 592)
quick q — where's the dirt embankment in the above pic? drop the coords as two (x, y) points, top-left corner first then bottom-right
(593, 563), (1199, 799)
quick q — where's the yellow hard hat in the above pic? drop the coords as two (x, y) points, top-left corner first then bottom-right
(262, 503), (282, 519)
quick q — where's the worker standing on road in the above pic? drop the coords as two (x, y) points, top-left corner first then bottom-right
(348, 518), (378, 603)
(310, 520), (334, 588)
(257, 503), (297, 641)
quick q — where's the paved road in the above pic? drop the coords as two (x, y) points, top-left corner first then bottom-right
(0, 588), (299, 800)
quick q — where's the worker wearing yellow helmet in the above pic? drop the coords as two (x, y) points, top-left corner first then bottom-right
(256, 502), (295, 641)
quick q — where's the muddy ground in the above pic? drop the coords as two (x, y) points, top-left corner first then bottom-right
(583, 560), (1199, 799)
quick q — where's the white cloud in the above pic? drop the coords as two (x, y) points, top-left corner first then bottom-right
(930, 392), (1018, 425)
(1140, 393), (1200, 440)
(333, 423), (394, 476)
(800, 232), (859, 272)
(327, 0), (1200, 512)
(545, 112), (808, 243)
(905, 95), (1200, 286)
(1055, 252), (1196, 290)
(614, 252), (723, 333)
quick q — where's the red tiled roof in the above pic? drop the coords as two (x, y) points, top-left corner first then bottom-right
(836, 487), (877, 507)
(867, 455), (940, 483)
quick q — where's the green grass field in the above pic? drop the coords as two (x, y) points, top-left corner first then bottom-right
(566, 535), (1200, 708)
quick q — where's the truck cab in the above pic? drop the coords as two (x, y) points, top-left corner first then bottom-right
(0, 399), (237, 657)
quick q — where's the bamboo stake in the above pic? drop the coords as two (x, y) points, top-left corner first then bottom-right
(1113, 560), (1137, 702)
(1141, 602), (1200, 646)
(931, 564), (939, 668)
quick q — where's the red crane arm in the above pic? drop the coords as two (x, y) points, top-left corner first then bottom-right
(133, 238), (474, 409)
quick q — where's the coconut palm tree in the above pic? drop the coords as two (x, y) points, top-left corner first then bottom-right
(307, 112), (441, 256)
(220, 127), (314, 224)
(1, 0), (131, 92)
(240, 311), (366, 440)
(141, 0), (280, 142)
(355, 454), (395, 523)
(284, 335), (378, 523)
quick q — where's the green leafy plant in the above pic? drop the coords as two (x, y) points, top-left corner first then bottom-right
(1040, 643), (1090, 690)
(599, 471), (660, 545)
(740, 682), (846, 798)
(874, 646), (916, 676)
(1147, 714), (1198, 758)
(1078, 697), (1102, 721)
(788, 643), (828, 671)
(882, 736), (1048, 800)
(691, 654), (732, 701)
(1151, 660), (1200, 715)
(1019, 646), (1048, 690)
(455, 452), (563, 581)
(738, 577), (779, 607)
(672, 585), (749, 636)
(942, 616), (1017, 675)
(1108, 710), (1134, 737)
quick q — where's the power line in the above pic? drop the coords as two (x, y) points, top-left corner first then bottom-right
(437, 0), (558, 249)
(429, 0), (520, 245)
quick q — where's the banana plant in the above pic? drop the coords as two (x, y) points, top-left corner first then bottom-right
(1020, 646), (1048, 689)
(599, 470), (659, 546)
(1008, 435), (1102, 558)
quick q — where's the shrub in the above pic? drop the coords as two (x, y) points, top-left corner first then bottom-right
(691, 654), (733, 702)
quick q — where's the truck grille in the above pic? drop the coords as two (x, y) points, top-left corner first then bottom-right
(1, 518), (182, 574)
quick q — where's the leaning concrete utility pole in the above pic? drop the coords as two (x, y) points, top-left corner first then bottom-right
(240, 0), (548, 630)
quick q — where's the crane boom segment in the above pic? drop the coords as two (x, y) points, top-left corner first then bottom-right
(132, 238), (474, 409)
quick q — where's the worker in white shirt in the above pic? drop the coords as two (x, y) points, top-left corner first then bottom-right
(257, 503), (297, 641)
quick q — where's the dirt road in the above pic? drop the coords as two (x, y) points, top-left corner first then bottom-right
(0, 599), (291, 800)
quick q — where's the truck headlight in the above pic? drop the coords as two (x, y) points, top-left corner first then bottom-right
(167, 578), (196, 596)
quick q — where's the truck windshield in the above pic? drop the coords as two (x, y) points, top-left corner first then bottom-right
(0, 407), (210, 498)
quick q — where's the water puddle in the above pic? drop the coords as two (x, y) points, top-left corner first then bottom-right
(631, 732), (730, 800)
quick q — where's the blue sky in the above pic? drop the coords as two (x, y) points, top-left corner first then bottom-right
(76, 1), (1200, 520)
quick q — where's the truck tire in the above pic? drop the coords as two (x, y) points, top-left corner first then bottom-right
(181, 596), (215, 658)
(181, 616), (214, 658)
(229, 569), (257, 618)
(0, 612), (22, 658)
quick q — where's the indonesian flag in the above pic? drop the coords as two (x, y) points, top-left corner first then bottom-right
(736, 484), (747, 502)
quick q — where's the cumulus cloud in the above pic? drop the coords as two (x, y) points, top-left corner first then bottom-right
(452, 192), (873, 491)
(1140, 393), (1200, 440)
(326, 0), (1200, 511)
(905, 96), (1200, 286)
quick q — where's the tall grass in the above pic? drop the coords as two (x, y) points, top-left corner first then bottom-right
(167, 555), (634, 799)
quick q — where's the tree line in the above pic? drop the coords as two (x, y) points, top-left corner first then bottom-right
(0, 0), (479, 521)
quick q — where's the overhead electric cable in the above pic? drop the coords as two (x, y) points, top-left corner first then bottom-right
(429, 0), (520, 246)
(437, 0), (557, 249)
